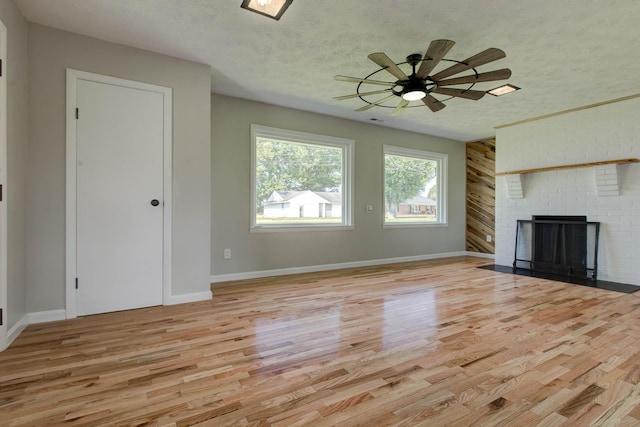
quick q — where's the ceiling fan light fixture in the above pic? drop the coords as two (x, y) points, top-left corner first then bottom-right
(240, 0), (293, 20)
(487, 84), (520, 96)
(401, 79), (428, 101)
(402, 90), (427, 101)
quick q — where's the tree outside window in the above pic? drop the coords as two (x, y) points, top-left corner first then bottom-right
(384, 145), (447, 226)
(251, 125), (353, 230)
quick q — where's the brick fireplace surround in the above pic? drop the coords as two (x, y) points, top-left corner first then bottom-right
(495, 96), (640, 287)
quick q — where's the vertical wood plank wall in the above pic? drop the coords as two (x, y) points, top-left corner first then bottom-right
(466, 138), (496, 254)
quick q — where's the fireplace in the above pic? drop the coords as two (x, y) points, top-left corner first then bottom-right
(532, 215), (587, 277)
(513, 216), (600, 280)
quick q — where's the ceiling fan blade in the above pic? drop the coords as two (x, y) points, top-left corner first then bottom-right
(355, 94), (397, 111)
(432, 88), (486, 100)
(334, 75), (396, 87)
(333, 89), (392, 100)
(422, 94), (446, 112)
(436, 68), (512, 86)
(431, 48), (506, 81)
(392, 99), (409, 116)
(368, 53), (409, 81)
(416, 39), (456, 79)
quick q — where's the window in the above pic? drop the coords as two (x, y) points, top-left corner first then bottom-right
(251, 125), (353, 230)
(383, 145), (447, 227)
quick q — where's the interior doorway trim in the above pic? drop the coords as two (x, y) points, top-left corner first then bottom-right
(65, 69), (172, 319)
(0, 19), (7, 350)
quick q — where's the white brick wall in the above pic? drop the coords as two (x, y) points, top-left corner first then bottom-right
(504, 174), (524, 199)
(594, 164), (619, 196)
(496, 97), (640, 285)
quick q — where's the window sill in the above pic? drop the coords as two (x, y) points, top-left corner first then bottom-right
(250, 224), (355, 233)
(383, 222), (448, 229)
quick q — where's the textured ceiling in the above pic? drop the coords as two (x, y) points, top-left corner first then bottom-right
(15, 0), (640, 141)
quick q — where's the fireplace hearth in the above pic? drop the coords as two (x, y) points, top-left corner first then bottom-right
(479, 214), (639, 293)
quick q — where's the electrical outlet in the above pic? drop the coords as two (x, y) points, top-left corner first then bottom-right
(223, 248), (231, 259)
(486, 235), (492, 243)
(366, 205), (373, 214)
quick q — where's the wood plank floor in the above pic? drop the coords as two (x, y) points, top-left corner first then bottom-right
(3, 257), (640, 426)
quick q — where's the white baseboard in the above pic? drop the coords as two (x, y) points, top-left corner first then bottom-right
(465, 251), (495, 260)
(5, 313), (29, 350)
(28, 309), (67, 324)
(211, 251), (468, 283)
(4, 310), (65, 351)
(170, 291), (212, 305)
(1, 296), (212, 352)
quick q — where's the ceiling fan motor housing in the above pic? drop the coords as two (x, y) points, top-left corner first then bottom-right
(397, 53), (435, 100)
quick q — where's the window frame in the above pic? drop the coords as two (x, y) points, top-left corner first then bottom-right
(382, 145), (448, 228)
(250, 124), (354, 232)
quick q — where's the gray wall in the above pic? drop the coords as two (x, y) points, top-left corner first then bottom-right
(27, 24), (211, 312)
(211, 94), (466, 276)
(0, 0), (28, 328)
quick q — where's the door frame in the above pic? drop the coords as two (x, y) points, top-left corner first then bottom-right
(0, 19), (7, 349)
(65, 69), (172, 319)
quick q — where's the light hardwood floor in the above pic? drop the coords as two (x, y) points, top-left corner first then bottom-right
(2, 257), (640, 426)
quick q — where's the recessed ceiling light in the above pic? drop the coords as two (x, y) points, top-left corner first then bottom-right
(240, 0), (293, 20)
(487, 84), (520, 96)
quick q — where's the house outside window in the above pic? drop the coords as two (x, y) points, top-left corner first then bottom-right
(383, 145), (447, 227)
(251, 125), (354, 231)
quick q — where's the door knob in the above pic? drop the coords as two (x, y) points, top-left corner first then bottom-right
(150, 199), (160, 206)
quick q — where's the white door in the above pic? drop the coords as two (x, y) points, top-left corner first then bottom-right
(75, 79), (164, 316)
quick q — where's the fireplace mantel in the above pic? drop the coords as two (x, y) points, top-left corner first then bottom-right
(495, 158), (638, 176)
(497, 158), (639, 199)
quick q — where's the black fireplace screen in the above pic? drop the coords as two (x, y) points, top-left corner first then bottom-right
(514, 216), (600, 280)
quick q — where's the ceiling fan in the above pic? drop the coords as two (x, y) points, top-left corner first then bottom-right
(334, 39), (512, 115)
